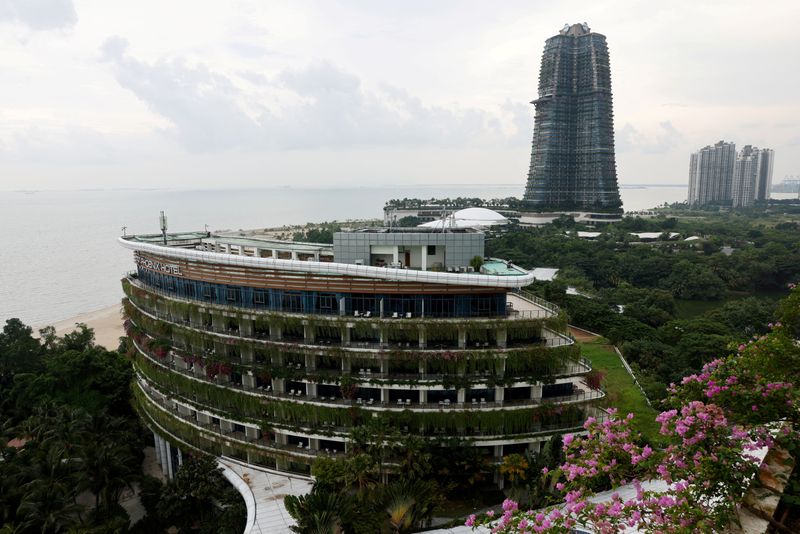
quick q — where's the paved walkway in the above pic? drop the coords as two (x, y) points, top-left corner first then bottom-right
(218, 457), (313, 534)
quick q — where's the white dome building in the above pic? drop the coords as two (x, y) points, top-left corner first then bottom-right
(418, 207), (509, 230)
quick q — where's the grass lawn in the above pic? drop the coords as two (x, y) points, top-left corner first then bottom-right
(579, 340), (661, 442)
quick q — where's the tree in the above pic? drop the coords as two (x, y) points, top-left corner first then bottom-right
(285, 488), (353, 534)
(0, 319), (43, 387)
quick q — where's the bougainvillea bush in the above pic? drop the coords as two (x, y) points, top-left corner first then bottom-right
(469, 284), (800, 533)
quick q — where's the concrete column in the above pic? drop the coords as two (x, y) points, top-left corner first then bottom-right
(272, 249), (278, 259)
(458, 327), (467, 349)
(379, 298), (384, 318)
(342, 326), (351, 345)
(245, 426), (260, 441)
(420, 390), (428, 404)
(419, 360), (426, 377)
(381, 388), (387, 403)
(304, 323), (315, 344)
(418, 327), (426, 349)
(392, 246), (399, 265)
(380, 358), (389, 374)
(528, 441), (542, 454)
(220, 420), (233, 434)
(165, 441), (174, 479)
(275, 432), (288, 445)
(306, 383), (317, 398)
(153, 432), (162, 465)
(379, 327), (387, 345)
(270, 323), (282, 341)
(342, 357), (351, 373)
(240, 318), (253, 337)
(243, 373), (256, 390)
(177, 447), (183, 468)
(305, 353), (316, 370)
(457, 389), (466, 403)
(159, 437), (169, 476)
(241, 344), (253, 364)
(175, 358), (189, 371)
(495, 387), (505, 404)
(197, 412), (211, 425)
(421, 247), (427, 271)
(531, 384), (543, 401)
(193, 363), (206, 378)
(496, 328), (507, 349)
(211, 313), (224, 332)
(291, 251), (298, 260)
(310, 438), (320, 451)
(339, 297), (346, 316)
(237, 245), (244, 255)
(494, 445), (505, 488)
(273, 378), (285, 394)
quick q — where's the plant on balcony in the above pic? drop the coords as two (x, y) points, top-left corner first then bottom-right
(584, 369), (605, 391)
(339, 375), (359, 400)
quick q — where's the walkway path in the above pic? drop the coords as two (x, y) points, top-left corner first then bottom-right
(218, 457), (313, 534)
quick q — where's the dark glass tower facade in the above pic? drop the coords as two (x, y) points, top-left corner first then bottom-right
(523, 23), (622, 213)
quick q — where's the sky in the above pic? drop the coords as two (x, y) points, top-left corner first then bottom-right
(0, 0), (798, 191)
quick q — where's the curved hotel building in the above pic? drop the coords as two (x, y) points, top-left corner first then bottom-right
(120, 227), (601, 479)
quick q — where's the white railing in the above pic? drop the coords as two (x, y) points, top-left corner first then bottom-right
(511, 288), (561, 316)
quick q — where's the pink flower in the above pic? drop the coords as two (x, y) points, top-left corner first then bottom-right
(465, 514), (476, 527)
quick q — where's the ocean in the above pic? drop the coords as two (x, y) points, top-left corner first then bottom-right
(0, 184), (696, 326)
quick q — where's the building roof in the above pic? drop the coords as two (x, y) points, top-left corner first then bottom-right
(119, 236), (537, 289)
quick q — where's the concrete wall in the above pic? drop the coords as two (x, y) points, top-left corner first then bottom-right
(334, 231), (483, 270)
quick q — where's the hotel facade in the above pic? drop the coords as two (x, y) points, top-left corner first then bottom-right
(120, 227), (601, 479)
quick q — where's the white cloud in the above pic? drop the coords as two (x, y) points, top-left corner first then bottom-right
(0, 0), (76, 30)
(0, 0), (798, 190)
(99, 38), (527, 152)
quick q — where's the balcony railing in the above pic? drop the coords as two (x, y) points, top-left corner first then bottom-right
(126, 274), (556, 322)
(126, 296), (573, 355)
(138, 376), (595, 447)
(133, 337), (603, 417)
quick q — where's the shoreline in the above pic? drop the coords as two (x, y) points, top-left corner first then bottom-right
(37, 304), (124, 351)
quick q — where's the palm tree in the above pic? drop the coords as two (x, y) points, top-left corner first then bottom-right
(284, 489), (353, 534)
(380, 479), (441, 534)
(17, 476), (82, 533)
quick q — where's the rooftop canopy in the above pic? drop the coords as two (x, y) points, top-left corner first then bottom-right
(418, 207), (509, 230)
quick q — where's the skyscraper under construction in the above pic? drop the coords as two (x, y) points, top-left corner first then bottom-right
(523, 23), (622, 213)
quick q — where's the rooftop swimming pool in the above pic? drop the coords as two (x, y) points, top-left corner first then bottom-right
(481, 260), (527, 276)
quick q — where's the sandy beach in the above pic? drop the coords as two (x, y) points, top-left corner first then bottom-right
(39, 304), (125, 351)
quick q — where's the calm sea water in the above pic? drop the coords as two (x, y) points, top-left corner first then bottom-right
(0, 184), (692, 326)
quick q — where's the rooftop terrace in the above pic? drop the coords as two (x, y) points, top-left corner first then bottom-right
(121, 228), (536, 288)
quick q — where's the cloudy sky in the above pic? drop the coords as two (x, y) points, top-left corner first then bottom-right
(0, 0), (797, 191)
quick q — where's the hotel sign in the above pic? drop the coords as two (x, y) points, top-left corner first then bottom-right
(135, 253), (183, 276)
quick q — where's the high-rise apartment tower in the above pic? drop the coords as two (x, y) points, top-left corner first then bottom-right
(523, 23), (622, 213)
(688, 141), (737, 207)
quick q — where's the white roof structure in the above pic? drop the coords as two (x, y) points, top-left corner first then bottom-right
(419, 207), (508, 230)
(531, 267), (559, 281)
(630, 232), (680, 241)
(684, 236), (701, 241)
(576, 231), (602, 239)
